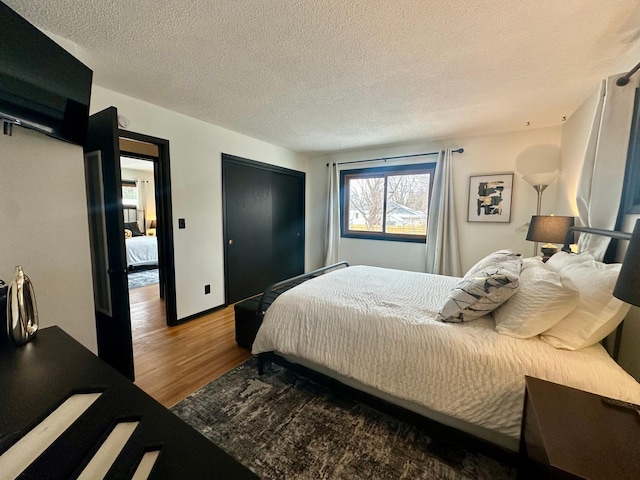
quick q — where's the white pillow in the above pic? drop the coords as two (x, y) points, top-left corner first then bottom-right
(540, 260), (631, 350)
(438, 254), (522, 323)
(493, 258), (579, 338)
(545, 251), (594, 272)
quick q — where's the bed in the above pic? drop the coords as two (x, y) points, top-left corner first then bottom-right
(252, 234), (640, 453)
(123, 207), (158, 269)
(125, 235), (158, 268)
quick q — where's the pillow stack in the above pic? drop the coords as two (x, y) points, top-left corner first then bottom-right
(493, 257), (578, 338)
(124, 222), (144, 237)
(492, 251), (631, 350)
(437, 250), (523, 323)
(539, 252), (630, 350)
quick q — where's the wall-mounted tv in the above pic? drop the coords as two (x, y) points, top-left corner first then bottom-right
(0, 2), (93, 146)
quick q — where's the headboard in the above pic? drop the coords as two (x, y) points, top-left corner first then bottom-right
(562, 226), (632, 253)
(123, 207), (145, 234)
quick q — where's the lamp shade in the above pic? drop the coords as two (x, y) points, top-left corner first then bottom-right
(613, 219), (640, 307)
(150, 220), (157, 229)
(522, 171), (559, 187)
(526, 215), (574, 244)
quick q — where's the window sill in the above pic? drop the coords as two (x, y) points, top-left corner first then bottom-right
(340, 233), (426, 244)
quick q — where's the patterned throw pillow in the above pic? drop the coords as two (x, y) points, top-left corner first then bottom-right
(465, 249), (521, 277)
(437, 254), (522, 323)
(124, 228), (133, 239)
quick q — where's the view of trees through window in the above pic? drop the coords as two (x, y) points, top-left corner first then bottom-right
(342, 164), (435, 241)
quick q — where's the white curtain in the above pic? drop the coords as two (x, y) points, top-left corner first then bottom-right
(136, 179), (147, 231)
(577, 73), (638, 259)
(425, 149), (461, 276)
(324, 162), (341, 266)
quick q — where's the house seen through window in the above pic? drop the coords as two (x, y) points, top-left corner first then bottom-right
(340, 163), (436, 242)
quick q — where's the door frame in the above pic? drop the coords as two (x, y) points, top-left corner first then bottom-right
(221, 153), (306, 305)
(119, 130), (178, 326)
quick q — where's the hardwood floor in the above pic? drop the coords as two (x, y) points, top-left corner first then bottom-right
(129, 283), (251, 408)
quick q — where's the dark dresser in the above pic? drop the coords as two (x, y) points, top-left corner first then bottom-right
(0, 326), (258, 479)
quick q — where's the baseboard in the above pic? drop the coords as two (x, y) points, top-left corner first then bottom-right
(173, 303), (228, 325)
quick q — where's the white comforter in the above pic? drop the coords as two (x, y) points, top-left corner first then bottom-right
(125, 236), (158, 267)
(252, 265), (640, 440)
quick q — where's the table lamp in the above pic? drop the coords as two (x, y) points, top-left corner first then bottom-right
(526, 215), (574, 261)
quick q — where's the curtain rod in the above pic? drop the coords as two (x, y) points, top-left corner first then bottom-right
(616, 60), (640, 86)
(326, 148), (464, 167)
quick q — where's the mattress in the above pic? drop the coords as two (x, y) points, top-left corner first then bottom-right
(252, 265), (640, 450)
(125, 236), (158, 267)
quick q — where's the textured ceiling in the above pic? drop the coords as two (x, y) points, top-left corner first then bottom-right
(5, 0), (640, 153)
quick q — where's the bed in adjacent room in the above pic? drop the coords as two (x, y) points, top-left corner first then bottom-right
(252, 235), (640, 452)
(125, 235), (158, 268)
(123, 214), (158, 269)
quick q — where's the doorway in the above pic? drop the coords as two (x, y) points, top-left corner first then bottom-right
(84, 106), (176, 380)
(118, 132), (177, 326)
(222, 154), (305, 304)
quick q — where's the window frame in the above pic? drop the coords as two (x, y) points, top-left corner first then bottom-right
(621, 88), (640, 214)
(340, 162), (436, 243)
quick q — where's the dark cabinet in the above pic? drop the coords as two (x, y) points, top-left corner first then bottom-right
(519, 376), (640, 480)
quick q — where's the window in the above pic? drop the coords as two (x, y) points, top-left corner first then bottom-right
(621, 89), (640, 214)
(340, 163), (436, 242)
(122, 180), (138, 207)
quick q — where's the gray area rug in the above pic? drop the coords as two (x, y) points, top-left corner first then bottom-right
(171, 358), (516, 480)
(127, 268), (159, 289)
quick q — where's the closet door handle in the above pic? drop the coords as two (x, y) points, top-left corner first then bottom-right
(228, 239), (234, 245)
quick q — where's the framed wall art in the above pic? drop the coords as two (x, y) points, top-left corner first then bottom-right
(467, 173), (513, 223)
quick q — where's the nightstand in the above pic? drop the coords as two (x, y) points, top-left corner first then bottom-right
(519, 376), (640, 479)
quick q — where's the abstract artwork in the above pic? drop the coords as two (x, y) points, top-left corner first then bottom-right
(467, 173), (513, 223)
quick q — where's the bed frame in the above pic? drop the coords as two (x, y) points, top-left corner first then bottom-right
(256, 226), (634, 465)
(123, 206), (146, 234)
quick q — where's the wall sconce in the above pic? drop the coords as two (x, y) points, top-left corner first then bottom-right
(526, 215), (574, 261)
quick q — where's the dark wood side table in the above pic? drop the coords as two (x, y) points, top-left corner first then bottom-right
(519, 376), (640, 479)
(0, 326), (258, 479)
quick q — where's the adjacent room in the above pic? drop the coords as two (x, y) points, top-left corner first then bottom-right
(1, 1), (640, 479)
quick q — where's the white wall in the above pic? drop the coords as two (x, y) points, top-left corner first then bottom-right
(0, 127), (97, 351)
(556, 89), (599, 216)
(310, 126), (563, 273)
(90, 86), (310, 319)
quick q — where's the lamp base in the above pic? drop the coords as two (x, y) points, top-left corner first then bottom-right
(540, 244), (558, 263)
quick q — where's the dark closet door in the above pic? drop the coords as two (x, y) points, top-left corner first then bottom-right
(223, 155), (305, 304)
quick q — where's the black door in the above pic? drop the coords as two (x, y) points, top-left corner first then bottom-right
(83, 107), (134, 380)
(223, 155), (305, 304)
